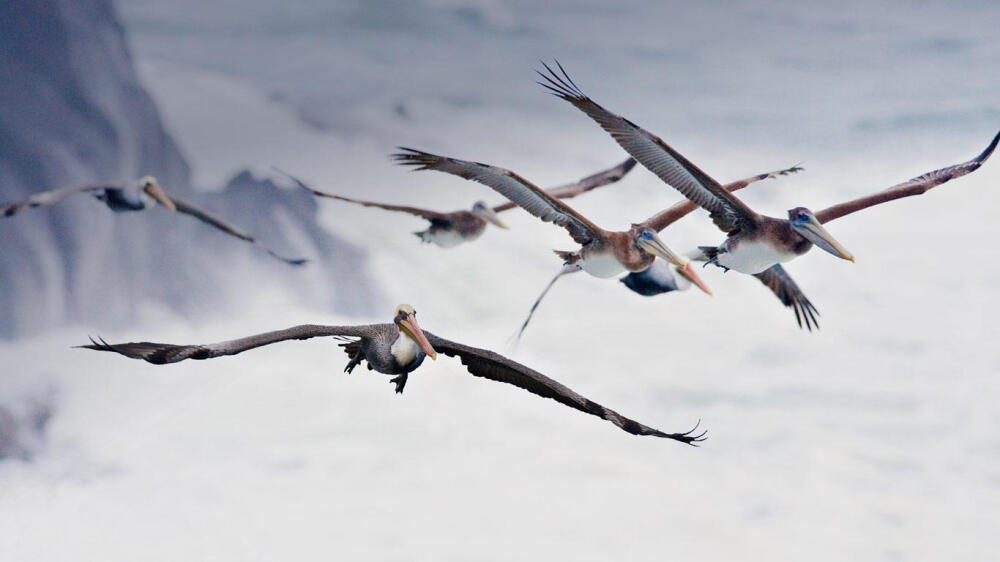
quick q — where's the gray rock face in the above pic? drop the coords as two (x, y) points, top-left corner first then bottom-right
(0, 0), (378, 337)
(198, 170), (381, 316)
(0, 0), (191, 336)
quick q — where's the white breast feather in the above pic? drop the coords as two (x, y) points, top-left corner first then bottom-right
(579, 251), (627, 278)
(428, 229), (471, 248)
(390, 332), (420, 366)
(717, 239), (796, 274)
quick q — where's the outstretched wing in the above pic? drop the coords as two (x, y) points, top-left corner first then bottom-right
(1, 185), (106, 217)
(753, 265), (820, 331)
(424, 331), (706, 444)
(537, 61), (758, 234)
(171, 197), (309, 266)
(79, 324), (379, 364)
(274, 168), (451, 222)
(393, 148), (603, 245)
(641, 164), (804, 232)
(492, 157), (638, 213)
(814, 130), (999, 224)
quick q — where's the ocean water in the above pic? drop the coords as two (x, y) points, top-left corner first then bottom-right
(2, 1), (999, 560)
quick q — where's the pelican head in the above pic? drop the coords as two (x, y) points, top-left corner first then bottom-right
(633, 228), (712, 295)
(471, 201), (508, 229)
(788, 207), (854, 262)
(139, 176), (177, 212)
(393, 304), (437, 359)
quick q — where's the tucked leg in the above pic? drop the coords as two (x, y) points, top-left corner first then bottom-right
(343, 352), (363, 374)
(389, 373), (409, 394)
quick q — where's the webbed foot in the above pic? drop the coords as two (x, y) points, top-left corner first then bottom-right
(390, 374), (409, 394)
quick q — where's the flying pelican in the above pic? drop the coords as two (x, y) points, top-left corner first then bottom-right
(80, 304), (706, 444)
(275, 158), (636, 248)
(513, 164), (820, 341)
(1, 176), (308, 266)
(391, 150), (714, 295)
(537, 61), (999, 276)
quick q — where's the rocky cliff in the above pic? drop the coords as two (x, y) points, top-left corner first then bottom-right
(0, 0), (379, 338)
(0, 0), (380, 458)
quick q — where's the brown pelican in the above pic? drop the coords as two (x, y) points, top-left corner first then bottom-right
(392, 150), (713, 294)
(275, 158), (636, 248)
(513, 164), (820, 340)
(537, 61), (999, 276)
(1, 176), (308, 266)
(80, 304), (706, 444)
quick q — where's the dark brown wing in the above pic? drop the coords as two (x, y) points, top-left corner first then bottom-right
(641, 164), (804, 232)
(491, 157), (637, 213)
(814, 130), (999, 224)
(537, 61), (758, 234)
(423, 331), (705, 444)
(273, 167), (450, 222)
(171, 197), (308, 266)
(393, 148), (604, 245)
(753, 265), (820, 331)
(79, 324), (379, 364)
(1, 185), (107, 217)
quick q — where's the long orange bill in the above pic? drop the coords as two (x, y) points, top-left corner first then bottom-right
(799, 217), (854, 262)
(638, 233), (713, 296)
(144, 183), (177, 212)
(401, 314), (437, 359)
(676, 263), (713, 296)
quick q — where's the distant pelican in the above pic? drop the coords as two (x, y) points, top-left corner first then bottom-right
(392, 149), (713, 294)
(1, 176), (308, 265)
(276, 158), (636, 248)
(81, 304), (706, 444)
(537, 61), (998, 276)
(513, 164), (820, 340)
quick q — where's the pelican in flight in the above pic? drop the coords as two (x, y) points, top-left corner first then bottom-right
(392, 150), (713, 295)
(80, 304), (706, 444)
(513, 164), (821, 341)
(276, 158), (636, 248)
(1, 176), (308, 266)
(537, 61), (999, 276)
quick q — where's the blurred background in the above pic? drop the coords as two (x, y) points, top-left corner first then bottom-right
(1, 1), (998, 560)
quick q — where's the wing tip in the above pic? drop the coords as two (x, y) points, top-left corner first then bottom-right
(665, 419), (708, 446)
(535, 59), (587, 101)
(975, 129), (1000, 163)
(390, 147), (440, 171)
(77, 335), (116, 353)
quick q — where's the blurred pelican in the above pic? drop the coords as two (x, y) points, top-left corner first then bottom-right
(276, 158), (636, 248)
(1, 176), (308, 266)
